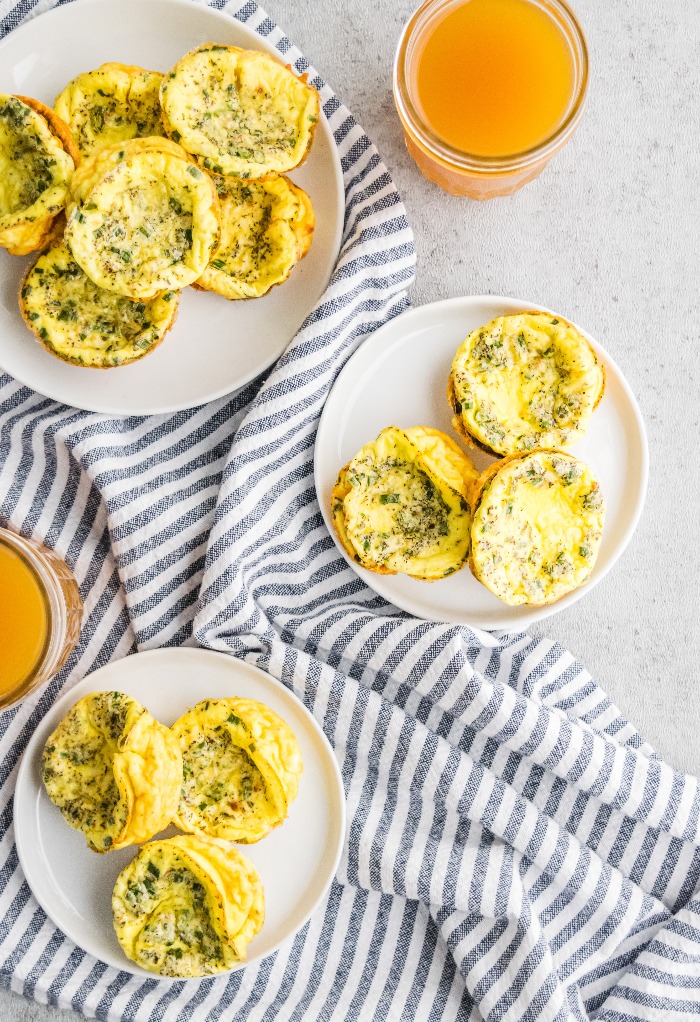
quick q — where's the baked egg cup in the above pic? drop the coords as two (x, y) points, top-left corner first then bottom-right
(20, 238), (179, 367)
(194, 175), (314, 300)
(332, 426), (479, 581)
(0, 94), (78, 256)
(41, 690), (182, 853)
(160, 44), (319, 179)
(112, 835), (264, 977)
(172, 697), (303, 844)
(64, 137), (220, 300)
(54, 63), (165, 157)
(449, 312), (605, 457)
(469, 449), (605, 606)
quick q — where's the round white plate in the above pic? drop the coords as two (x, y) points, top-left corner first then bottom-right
(0, 0), (344, 415)
(315, 296), (648, 631)
(15, 648), (346, 979)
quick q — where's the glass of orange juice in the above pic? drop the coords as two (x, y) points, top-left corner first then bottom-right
(0, 529), (82, 711)
(393, 0), (589, 199)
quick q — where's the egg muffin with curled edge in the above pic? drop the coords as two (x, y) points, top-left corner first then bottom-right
(41, 691), (182, 853)
(0, 94), (78, 256)
(194, 176), (314, 300)
(332, 426), (479, 581)
(172, 698), (303, 844)
(449, 312), (605, 457)
(20, 239), (179, 367)
(64, 137), (220, 300)
(160, 44), (320, 179)
(66, 135), (190, 217)
(469, 450), (605, 606)
(112, 835), (264, 977)
(171, 835), (265, 960)
(54, 63), (165, 158)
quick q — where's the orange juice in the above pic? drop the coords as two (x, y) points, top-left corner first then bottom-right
(393, 0), (588, 197)
(0, 540), (49, 699)
(413, 0), (575, 157)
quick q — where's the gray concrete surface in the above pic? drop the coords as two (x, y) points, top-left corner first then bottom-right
(2, 0), (699, 1017)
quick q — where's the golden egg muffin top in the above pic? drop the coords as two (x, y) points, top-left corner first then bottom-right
(332, 426), (479, 581)
(160, 44), (320, 179)
(42, 690), (182, 852)
(66, 135), (188, 215)
(112, 835), (264, 977)
(172, 697), (303, 844)
(54, 63), (165, 157)
(64, 138), (220, 300)
(449, 313), (605, 457)
(20, 240), (179, 368)
(195, 175), (314, 300)
(0, 94), (77, 255)
(469, 449), (605, 606)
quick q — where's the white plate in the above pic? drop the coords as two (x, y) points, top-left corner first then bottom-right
(15, 648), (346, 979)
(315, 296), (648, 631)
(0, 0), (344, 415)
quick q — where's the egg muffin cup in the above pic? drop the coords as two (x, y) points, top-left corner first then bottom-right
(172, 697), (303, 844)
(66, 135), (189, 215)
(42, 691), (182, 853)
(469, 449), (605, 606)
(20, 239), (180, 368)
(112, 835), (264, 977)
(64, 137), (221, 300)
(449, 312), (605, 458)
(193, 176), (314, 300)
(160, 44), (320, 179)
(0, 94), (78, 256)
(54, 63), (165, 158)
(332, 426), (479, 582)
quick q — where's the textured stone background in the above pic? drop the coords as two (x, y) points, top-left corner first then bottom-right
(2, 0), (699, 1017)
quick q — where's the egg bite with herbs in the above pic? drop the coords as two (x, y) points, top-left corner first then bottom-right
(66, 135), (189, 215)
(54, 63), (165, 157)
(20, 239), (179, 367)
(172, 698), (303, 844)
(41, 690), (182, 853)
(160, 44), (320, 179)
(112, 835), (264, 977)
(469, 449), (605, 606)
(332, 426), (479, 581)
(0, 94), (78, 255)
(64, 137), (220, 300)
(448, 312), (605, 457)
(194, 175), (314, 300)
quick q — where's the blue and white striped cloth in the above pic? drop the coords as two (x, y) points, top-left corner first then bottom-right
(2, 1), (700, 1019)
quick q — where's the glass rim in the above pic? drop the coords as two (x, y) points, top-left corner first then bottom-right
(393, 0), (589, 173)
(0, 529), (66, 709)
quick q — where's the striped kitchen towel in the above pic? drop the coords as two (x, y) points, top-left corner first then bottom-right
(1, 1), (700, 1020)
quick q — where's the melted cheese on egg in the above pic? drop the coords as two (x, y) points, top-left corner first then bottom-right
(450, 313), (605, 456)
(160, 45), (319, 178)
(470, 450), (605, 605)
(332, 426), (478, 580)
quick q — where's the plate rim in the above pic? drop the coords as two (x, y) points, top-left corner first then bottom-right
(314, 293), (649, 631)
(14, 647), (346, 981)
(0, 0), (345, 415)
